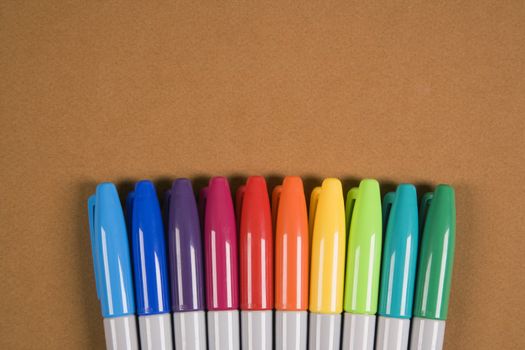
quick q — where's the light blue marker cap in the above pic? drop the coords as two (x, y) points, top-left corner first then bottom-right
(378, 184), (419, 318)
(88, 183), (135, 318)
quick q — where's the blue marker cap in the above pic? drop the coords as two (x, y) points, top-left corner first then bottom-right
(128, 180), (171, 315)
(378, 184), (419, 318)
(88, 183), (135, 318)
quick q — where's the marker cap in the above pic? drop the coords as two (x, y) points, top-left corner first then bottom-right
(378, 184), (419, 318)
(88, 183), (135, 318)
(128, 180), (171, 316)
(168, 178), (206, 312)
(274, 176), (309, 311)
(413, 185), (456, 320)
(343, 179), (382, 314)
(238, 176), (273, 310)
(203, 177), (239, 310)
(309, 178), (346, 314)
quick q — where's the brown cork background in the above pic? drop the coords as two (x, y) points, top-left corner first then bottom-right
(1, 1), (524, 349)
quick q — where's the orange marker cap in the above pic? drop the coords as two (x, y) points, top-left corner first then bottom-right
(274, 176), (309, 311)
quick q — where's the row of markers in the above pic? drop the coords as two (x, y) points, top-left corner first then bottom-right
(88, 176), (456, 350)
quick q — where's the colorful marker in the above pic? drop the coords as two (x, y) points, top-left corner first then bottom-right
(167, 179), (207, 350)
(342, 179), (382, 350)
(273, 177), (309, 350)
(410, 185), (456, 350)
(376, 184), (419, 350)
(238, 177), (273, 350)
(203, 177), (240, 350)
(88, 183), (139, 350)
(308, 178), (346, 350)
(127, 181), (172, 350)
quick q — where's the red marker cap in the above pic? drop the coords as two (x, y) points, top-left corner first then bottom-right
(237, 176), (273, 310)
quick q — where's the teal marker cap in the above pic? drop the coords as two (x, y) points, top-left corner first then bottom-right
(378, 184), (419, 318)
(413, 185), (456, 320)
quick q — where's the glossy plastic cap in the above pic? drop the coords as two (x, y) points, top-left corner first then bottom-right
(343, 179), (382, 314)
(238, 176), (273, 310)
(413, 185), (456, 320)
(168, 178), (205, 312)
(378, 184), (419, 318)
(274, 176), (309, 311)
(309, 178), (346, 314)
(203, 177), (239, 310)
(128, 180), (171, 315)
(88, 183), (135, 318)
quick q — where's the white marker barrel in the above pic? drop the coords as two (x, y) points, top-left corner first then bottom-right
(138, 314), (173, 350)
(409, 317), (446, 350)
(207, 310), (240, 350)
(341, 313), (375, 350)
(173, 311), (207, 350)
(308, 313), (341, 350)
(103, 315), (139, 350)
(275, 311), (307, 350)
(375, 316), (410, 350)
(241, 310), (272, 350)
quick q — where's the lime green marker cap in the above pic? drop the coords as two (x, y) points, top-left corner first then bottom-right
(343, 179), (382, 314)
(413, 184), (456, 320)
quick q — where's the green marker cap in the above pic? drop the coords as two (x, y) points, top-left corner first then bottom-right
(343, 179), (382, 314)
(413, 184), (456, 320)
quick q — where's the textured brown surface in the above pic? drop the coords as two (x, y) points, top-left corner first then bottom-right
(1, 1), (524, 349)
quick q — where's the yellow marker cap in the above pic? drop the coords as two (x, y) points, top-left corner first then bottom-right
(309, 178), (346, 314)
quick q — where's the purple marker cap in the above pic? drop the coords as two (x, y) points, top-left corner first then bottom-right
(168, 178), (206, 312)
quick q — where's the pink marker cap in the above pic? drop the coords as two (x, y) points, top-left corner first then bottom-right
(203, 177), (239, 310)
